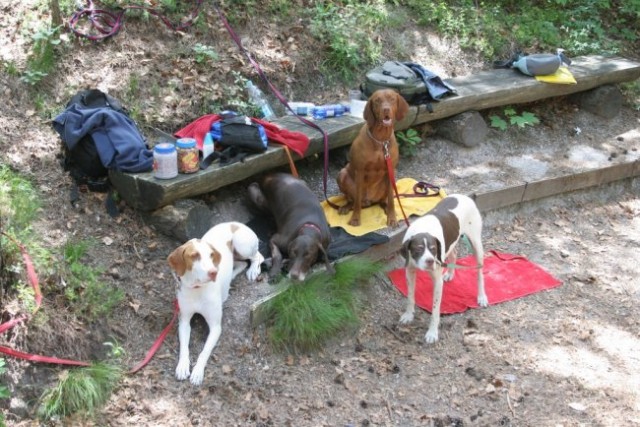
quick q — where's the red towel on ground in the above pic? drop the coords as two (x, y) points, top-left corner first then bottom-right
(387, 251), (562, 314)
(174, 114), (310, 158)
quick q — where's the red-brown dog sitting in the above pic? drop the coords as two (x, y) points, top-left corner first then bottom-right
(337, 89), (409, 227)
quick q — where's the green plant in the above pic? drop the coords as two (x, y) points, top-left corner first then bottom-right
(20, 25), (62, 86)
(620, 80), (640, 111)
(263, 259), (383, 353)
(192, 43), (219, 64)
(309, 1), (387, 80)
(103, 339), (126, 360)
(405, 0), (637, 60)
(2, 60), (19, 76)
(490, 107), (540, 131)
(37, 362), (123, 421)
(0, 166), (41, 233)
(396, 128), (422, 156)
(62, 240), (125, 321)
(0, 358), (8, 427)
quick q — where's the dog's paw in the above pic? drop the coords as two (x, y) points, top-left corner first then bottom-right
(190, 364), (206, 386)
(348, 217), (361, 227)
(477, 294), (489, 308)
(399, 311), (414, 324)
(246, 263), (261, 282)
(175, 360), (190, 381)
(425, 329), (439, 344)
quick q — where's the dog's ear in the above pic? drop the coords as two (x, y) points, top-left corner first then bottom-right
(395, 93), (410, 122)
(167, 244), (189, 276)
(364, 96), (377, 130)
(210, 247), (222, 267)
(400, 240), (411, 267)
(434, 238), (444, 265)
(317, 242), (335, 276)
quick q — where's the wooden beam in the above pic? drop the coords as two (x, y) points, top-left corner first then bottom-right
(399, 55), (640, 128)
(111, 55), (640, 211)
(110, 115), (364, 211)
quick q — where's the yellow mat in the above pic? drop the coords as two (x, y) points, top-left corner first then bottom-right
(322, 178), (447, 236)
(535, 66), (577, 84)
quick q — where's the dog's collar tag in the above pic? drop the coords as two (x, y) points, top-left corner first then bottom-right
(382, 140), (390, 159)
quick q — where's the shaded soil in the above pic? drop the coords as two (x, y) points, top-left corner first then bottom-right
(1, 2), (640, 426)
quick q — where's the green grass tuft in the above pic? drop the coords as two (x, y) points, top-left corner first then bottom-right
(62, 240), (125, 321)
(264, 258), (383, 353)
(37, 362), (123, 421)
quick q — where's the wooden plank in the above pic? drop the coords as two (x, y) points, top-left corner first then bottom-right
(400, 55), (640, 128)
(111, 55), (640, 211)
(471, 185), (527, 212)
(111, 115), (363, 211)
(522, 160), (640, 202)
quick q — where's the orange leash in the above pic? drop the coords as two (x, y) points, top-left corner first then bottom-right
(282, 145), (299, 178)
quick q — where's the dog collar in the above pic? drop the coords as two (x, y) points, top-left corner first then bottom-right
(298, 222), (322, 236)
(366, 128), (391, 158)
(366, 128), (390, 146)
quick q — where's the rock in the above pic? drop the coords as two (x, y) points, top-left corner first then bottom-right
(436, 111), (488, 147)
(569, 84), (623, 119)
(145, 199), (216, 241)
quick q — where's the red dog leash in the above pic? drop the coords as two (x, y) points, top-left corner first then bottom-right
(0, 231), (89, 367)
(382, 141), (411, 227)
(0, 231), (176, 372)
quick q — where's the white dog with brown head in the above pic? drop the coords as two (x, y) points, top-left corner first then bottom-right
(400, 194), (488, 344)
(167, 222), (263, 385)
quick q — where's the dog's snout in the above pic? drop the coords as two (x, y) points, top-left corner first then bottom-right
(207, 268), (218, 281)
(288, 270), (306, 282)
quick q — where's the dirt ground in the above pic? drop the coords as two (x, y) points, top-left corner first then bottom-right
(1, 2), (640, 426)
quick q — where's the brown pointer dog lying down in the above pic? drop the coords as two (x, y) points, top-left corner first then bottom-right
(248, 172), (334, 281)
(337, 89), (410, 227)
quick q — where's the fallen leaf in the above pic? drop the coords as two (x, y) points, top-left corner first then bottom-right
(129, 301), (140, 313)
(103, 237), (114, 246)
(569, 402), (587, 412)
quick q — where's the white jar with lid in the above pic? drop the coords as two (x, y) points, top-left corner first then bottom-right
(153, 143), (178, 179)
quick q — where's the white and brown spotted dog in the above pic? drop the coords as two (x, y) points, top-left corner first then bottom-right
(167, 222), (263, 385)
(400, 194), (487, 343)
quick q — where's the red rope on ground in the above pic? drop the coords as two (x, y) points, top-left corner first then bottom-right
(69, 0), (204, 41)
(0, 231), (174, 373)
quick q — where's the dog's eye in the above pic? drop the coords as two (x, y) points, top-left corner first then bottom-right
(190, 252), (200, 260)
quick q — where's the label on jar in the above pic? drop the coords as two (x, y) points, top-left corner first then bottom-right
(177, 147), (199, 173)
(153, 143), (178, 179)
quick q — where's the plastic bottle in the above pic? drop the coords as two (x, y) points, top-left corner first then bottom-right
(286, 102), (315, 116)
(311, 104), (351, 120)
(202, 132), (215, 160)
(153, 143), (178, 179)
(246, 80), (276, 120)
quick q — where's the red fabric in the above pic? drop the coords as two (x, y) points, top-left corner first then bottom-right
(387, 251), (562, 314)
(174, 114), (310, 158)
